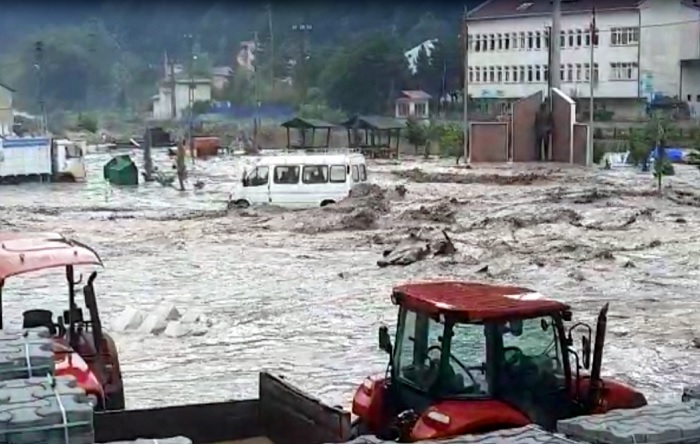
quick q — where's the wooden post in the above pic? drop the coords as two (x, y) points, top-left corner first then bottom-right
(176, 139), (187, 191)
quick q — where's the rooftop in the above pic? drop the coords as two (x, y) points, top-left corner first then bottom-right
(468, 0), (641, 21)
(392, 281), (569, 321)
(399, 90), (432, 101)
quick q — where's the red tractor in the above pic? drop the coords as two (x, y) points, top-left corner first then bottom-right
(351, 281), (647, 441)
(0, 232), (125, 411)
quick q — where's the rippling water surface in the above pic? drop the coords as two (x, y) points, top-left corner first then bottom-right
(1, 151), (699, 408)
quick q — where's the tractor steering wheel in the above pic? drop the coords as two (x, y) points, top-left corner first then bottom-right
(426, 345), (479, 387)
(503, 346), (525, 366)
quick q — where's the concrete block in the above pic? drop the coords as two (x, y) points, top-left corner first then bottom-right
(99, 437), (193, 444)
(557, 401), (700, 444)
(0, 331), (54, 381)
(137, 315), (167, 336)
(111, 308), (143, 332)
(153, 304), (181, 322)
(0, 375), (93, 444)
(341, 425), (574, 444)
(163, 322), (191, 338)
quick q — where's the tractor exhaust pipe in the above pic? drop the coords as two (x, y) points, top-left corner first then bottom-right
(588, 303), (609, 408)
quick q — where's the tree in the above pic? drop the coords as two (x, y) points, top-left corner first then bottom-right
(413, 45), (432, 90)
(405, 117), (429, 155)
(319, 33), (410, 114)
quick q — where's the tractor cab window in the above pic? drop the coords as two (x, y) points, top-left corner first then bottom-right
(396, 309), (489, 398)
(498, 316), (564, 391)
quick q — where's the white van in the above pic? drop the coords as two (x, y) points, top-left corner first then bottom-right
(228, 151), (368, 209)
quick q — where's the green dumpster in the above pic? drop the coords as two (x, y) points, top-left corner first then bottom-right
(103, 154), (139, 186)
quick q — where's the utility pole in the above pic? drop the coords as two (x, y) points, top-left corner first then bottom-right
(462, 6), (470, 165)
(267, 4), (275, 92)
(291, 22), (312, 103)
(253, 31), (261, 150)
(551, 0), (562, 91)
(587, 8), (596, 167)
(186, 34), (195, 165)
(35, 41), (47, 134)
(167, 52), (177, 120)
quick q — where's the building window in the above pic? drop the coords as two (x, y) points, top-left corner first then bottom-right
(544, 29), (550, 49)
(513, 33), (519, 50)
(520, 32), (526, 49)
(593, 63), (599, 82)
(611, 27), (639, 46)
(489, 66), (495, 82)
(568, 30), (574, 47)
(497, 33), (503, 50)
(575, 64), (582, 82)
(592, 28), (599, 46)
(504, 66), (510, 82)
(527, 65), (533, 82)
(610, 62), (638, 80)
(576, 29), (583, 47)
(469, 67), (474, 83)
(584, 63), (590, 81)
(473, 35), (480, 52)
(566, 64), (573, 82)
(560, 65), (565, 81)
(513, 66), (519, 82)
(535, 31), (542, 49)
(527, 32), (534, 49)
(544, 65), (549, 82)
(482, 35), (488, 51)
(497, 66), (503, 82)
(475, 67), (481, 82)
(520, 66), (526, 83)
(489, 34), (496, 51)
(536, 65), (542, 82)
(415, 103), (427, 117)
(397, 103), (409, 117)
(560, 31), (566, 48)
(504, 34), (511, 50)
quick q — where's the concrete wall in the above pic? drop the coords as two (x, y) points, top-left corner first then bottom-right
(511, 91), (542, 162)
(0, 86), (13, 136)
(552, 88), (575, 163)
(469, 122), (509, 162)
(573, 123), (589, 165)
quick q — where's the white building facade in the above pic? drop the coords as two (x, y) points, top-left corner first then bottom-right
(152, 79), (212, 120)
(466, 0), (700, 117)
(0, 83), (14, 136)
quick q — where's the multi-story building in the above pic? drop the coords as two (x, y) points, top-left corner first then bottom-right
(466, 0), (700, 118)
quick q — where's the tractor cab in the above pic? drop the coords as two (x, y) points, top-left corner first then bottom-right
(0, 232), (124, 411)
(351, 281), (647, 442)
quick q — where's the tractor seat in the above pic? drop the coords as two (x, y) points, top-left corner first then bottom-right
(22, 309), (57, 336)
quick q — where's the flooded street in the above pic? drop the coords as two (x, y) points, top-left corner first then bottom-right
(1, 151), (700, 409)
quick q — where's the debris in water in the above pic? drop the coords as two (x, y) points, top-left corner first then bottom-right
(377, 230), (456, 267)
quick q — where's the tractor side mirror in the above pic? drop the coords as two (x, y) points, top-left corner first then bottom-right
(581, 335), (591, 369)
(378, 325), (392, 354)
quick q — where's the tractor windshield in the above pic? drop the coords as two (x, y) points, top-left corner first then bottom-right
(496, 316), (564, 393)
(395, 309), (489, 398)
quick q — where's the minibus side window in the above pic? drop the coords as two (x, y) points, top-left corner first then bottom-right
(359, 164), (367, 181)
(329, 165), (347, 183)
(351, 165), (359, 182)
(274, 165), (300, 184)
(244, 166), (269, 187)
(302, 165), (329, 184)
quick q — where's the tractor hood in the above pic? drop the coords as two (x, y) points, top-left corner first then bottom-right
(411, 399), (530, 441)
(53, 341), (104, 401)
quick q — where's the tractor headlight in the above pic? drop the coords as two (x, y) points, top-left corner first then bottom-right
(86, 394), (99, 408)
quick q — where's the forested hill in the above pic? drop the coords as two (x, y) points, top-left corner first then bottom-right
(0, 1), (481, 115)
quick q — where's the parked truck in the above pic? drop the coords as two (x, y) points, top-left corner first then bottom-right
(0, 136), (87, 184)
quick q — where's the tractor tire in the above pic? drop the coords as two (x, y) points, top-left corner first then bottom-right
(349, 418), (370, 439)
(104, 386), (126, 411)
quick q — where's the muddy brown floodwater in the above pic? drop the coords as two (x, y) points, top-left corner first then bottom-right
(1, 150), (700, 408)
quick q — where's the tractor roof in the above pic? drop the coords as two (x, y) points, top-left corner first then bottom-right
(392, 281), (569, 322)
(0, 233), (103, 280)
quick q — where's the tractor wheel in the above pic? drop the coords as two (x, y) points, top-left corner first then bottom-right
(104, 386), (126, 411)
(350, 418), (370, 438)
